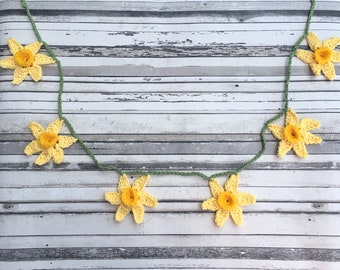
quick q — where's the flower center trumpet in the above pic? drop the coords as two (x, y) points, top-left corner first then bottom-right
(217, 191), (238, 211)
(314, 46), (332, 65)
(283, 124), (302, 144)
(14, 49), (35, 67)
(38, 132), (58, 149)
(121, 188), (140, 207)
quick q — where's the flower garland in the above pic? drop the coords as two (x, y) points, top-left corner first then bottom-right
(1, 0), (338, 227)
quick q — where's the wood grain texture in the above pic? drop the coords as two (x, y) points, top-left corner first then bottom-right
(1, 0), (340, 269)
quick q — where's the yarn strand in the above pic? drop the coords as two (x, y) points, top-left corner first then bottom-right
(20, 0), (316, 181)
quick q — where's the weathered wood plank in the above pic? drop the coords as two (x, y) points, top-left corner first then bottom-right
(1, 202), (339, 214)
(1, 213), (340, 235)
(1, 1), (334, 12)
(0, 246), (339, 262)
(1, 259), (339, 270)
(1, 79), (340, 93)
(0, 113), (333, 134)
(2, 29), (339, 48)
(0, 100), (338, 113)
(0, 140), (331, 156)
(1, 154), (339, 171)
(1, 170), (339, 188)
(1, 234), (339, 249)
(1, 186), (338, 203)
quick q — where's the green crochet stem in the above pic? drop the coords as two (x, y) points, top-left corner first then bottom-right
(20, 0), (316, 181)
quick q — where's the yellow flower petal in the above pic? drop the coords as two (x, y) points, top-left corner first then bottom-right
(208, 179), (224, 198)
(105, 192), (121, 205)
(306, 32), (322, 51)
(140, 192), (158, 208)
(309, 62), (322, 76)
(132, 175), (150, 192)
(202, 197), (219, 211)
(28, 65), (42, 82)
(34, 54), (55, 65)
(132, 204), (145, 224)
(225, 174), (239, 193)
(321, 62), (336, 80)
(268, 124), (284, 140)
(236, 192), (256, 206)
(29, 122), (45, 139)
(285, 109), (299, 126)
(23, 41), (42, 55)
(46, 119), (63, 134)
(332, 51), (340, 63)
(303, 132), (322, 145)
(214, 209), (229, 227)
(52, 145), (64, 164)
(300, 118), (320, 131)
(115, 204), (131, 222)
(24, 140), (43, 155)
(12, 68), (28, 84)
(8, 38), (23, 55)
(292, 141), (308, 158)
(295, 49), (314, 64)
(230, 206), (243, 226)
(0, 57), (16, 69)
(322, 37), (340, 50)
(35, 149), (52, 165)
(118, 174), (131, 193)
(57, 135), (77, 148)
(277, 140), (292, 158)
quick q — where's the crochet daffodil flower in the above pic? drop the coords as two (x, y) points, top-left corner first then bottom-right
(296, 32), (340, 80)
(105, 174), (158, 224)
(202, 174), (255, 227)
(268, 109), (322, 158)
(24, 119), (77, 165)
(0, 38), (55, 84)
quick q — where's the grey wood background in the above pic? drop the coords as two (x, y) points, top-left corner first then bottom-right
(0, 0), (340, 269)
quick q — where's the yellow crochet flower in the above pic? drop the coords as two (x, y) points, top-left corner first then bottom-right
(202, 174), (255, 227)
(0, 38), (55, 84)
(268, 108), (322, 158)
(105, 174), (158, 224)
(296, 32), (340, 80)
(24, 119), (77, 165)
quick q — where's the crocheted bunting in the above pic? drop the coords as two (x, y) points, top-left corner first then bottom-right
(268, 109), (322, 158)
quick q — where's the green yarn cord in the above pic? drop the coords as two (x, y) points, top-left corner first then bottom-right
(20, 0), (316, 181)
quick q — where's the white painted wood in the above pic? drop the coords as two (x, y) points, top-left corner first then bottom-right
(1, 259), (339, 270)
(2, 201), (340, 214)
(2, 235), (339, 249)
(1, 213), (340, 235)
(1, 170), (339, 187)
(0, 113), (334, 133)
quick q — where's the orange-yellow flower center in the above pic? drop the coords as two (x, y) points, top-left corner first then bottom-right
(283, 124), (302, 144)
(38, 132), (58, 149)
(217, 191), (238, 211)
(121, 187), (139, 207)
(14, 49), (35, 67)
(314, 46), (332, 65)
